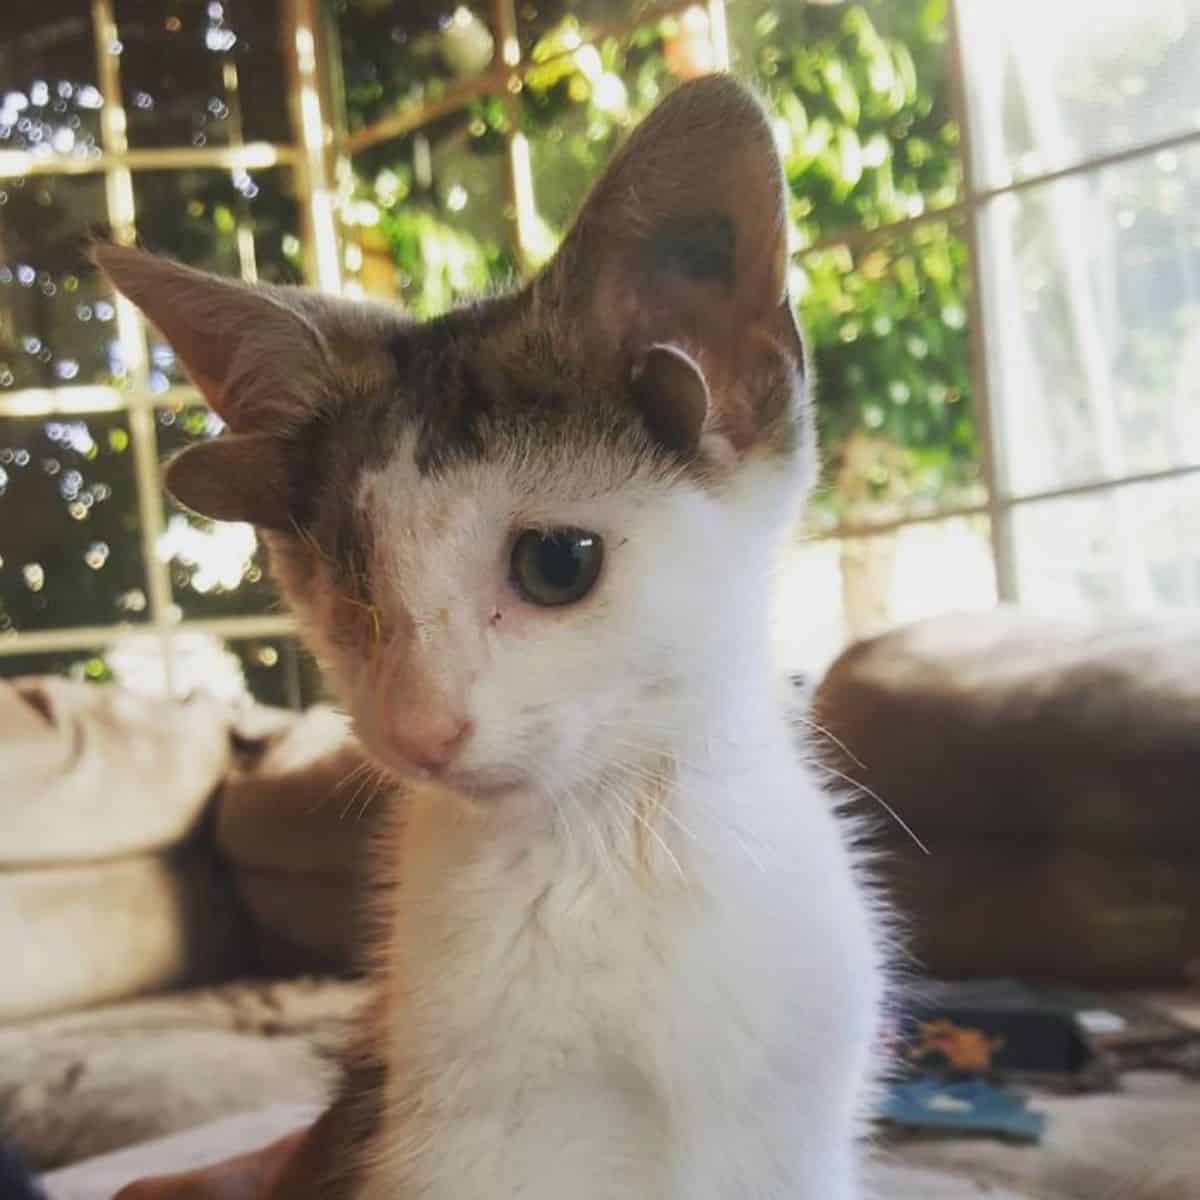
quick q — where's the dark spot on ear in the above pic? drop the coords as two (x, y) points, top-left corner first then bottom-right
(644, 212), (735, 285)
(388, 332), (414, 376)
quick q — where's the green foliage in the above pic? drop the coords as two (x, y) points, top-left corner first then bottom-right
(336, 0), (979, 521)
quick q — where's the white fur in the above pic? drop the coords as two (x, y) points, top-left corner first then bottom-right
(335, 441), (884, 1199)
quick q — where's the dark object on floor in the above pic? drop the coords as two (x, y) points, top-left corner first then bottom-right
(899, 979), (1121, 1089)
(881, 1076), (1047, 1143)
(0, 1135), (45, 1200)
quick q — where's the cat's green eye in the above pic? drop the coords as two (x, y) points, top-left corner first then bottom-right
(510, 528), (604, 607)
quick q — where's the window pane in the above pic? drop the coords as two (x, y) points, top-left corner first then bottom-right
(226, 636), (325, 709)
(775, 514), (997, 675)
(0, 412), (148, 633)
(729, 0), (960, 246)
(524, 19), (682, 245)
(337, 2), (495, 134)
(796, 220), (982, 531)
(518, 1), (689, 57)
(114, 0), (290, 148)
(0, 2), (105, 162)
(132, 167), (303, 385)
(1, 175), (118, 391)
(959, 0), (1200, 189)
(348, 119), (515, 315)
(978, 147), (1200, 499)
(155, 400), (277, 619)
(1013, 475), (1200, 614)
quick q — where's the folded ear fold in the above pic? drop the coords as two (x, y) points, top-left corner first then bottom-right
(535, 74), (806, 462)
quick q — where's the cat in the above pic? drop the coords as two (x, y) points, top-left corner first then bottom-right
(98, 74), (885, 1200)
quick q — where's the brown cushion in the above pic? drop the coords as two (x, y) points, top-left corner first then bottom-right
(0, 677), (231, 866)
(0, 852), (247, 1024)
(886, 840), (1200, 985)
(216, 706), (389, 973)
(815, 608), (1200, 853)
(217, 706), (381, 877)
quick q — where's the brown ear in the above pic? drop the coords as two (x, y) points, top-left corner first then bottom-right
(165, 435), (295, 532)
(537, 75), (804, 459)
(92, 243), (333, 434)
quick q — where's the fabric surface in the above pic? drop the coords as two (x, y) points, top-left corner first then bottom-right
(0, 978), (361, 1170)
(0, 677), (231, 866)
(38, 1105), (1033, 1200)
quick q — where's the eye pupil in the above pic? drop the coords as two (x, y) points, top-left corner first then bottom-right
(511, 528), (604, 607)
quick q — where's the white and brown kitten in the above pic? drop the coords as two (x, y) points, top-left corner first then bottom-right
(100, 76), (885, 1200)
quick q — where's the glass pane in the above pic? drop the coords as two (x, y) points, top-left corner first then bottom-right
(0, 174), (119, 391)
(337, 2), (495, 134)
(0, 2), (105, 162)
(225, 636), (326, 709)
(1013, 475), (1200, 614)
(155, 400), (277, 618)
(347, 118), (515, 315)
(114, 0), (290, 148)
(524, 19), (682, 246)
(978, 147), (1200, 499)
(959, 0), (1200, 189)
(796, 220), (982, 530)
(0, 412), (148, 634)
(518, 1), (688, 57)
(729, 0), (960, 246)
(775, 514), (997, 675)
(132, 167), (303, 385)
(0, 646), (113, 685)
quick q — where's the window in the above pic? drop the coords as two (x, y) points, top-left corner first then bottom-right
(3, 0), (1198, 698)
(0, 0), (336, 704)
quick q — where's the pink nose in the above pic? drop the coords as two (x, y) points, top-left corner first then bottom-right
(388, 712), (472, 773)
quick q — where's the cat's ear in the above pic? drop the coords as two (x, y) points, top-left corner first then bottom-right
(536, 74), (804, 462)
(92, 243), (337, 530)
(91, 243), (332, 434)
(93, 244), (401, 531)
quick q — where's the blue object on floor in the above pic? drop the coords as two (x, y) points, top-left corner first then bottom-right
(881, 1076), (1047, 1143)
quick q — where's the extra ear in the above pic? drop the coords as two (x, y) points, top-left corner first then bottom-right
(630, 344), (710, 457)
(163, 433), (295, 531)
(536, 75), (805, 460)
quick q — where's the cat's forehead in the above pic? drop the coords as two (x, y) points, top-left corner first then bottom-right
(322, 297), (656, 489)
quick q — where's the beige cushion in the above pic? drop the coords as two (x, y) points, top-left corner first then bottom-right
(0, 677), (231, 866)
(0, 853), (246, 1025)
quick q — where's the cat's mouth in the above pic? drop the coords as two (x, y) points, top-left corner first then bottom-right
(442, 764), (529, 800)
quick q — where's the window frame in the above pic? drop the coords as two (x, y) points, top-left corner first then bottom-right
(4, 0), (1199, 688)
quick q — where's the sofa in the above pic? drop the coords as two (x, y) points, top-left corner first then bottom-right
(3, 605), (1198, 1198)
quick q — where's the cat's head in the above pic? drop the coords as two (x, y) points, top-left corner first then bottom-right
(97, 76), (812, 800)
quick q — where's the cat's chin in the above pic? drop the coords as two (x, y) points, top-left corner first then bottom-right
(366, 748), (529, 802)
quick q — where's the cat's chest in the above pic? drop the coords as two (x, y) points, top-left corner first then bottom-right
(392, 815), (861, 1088)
